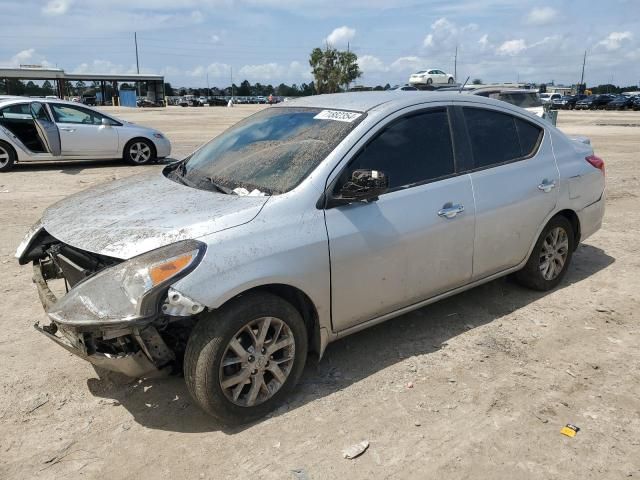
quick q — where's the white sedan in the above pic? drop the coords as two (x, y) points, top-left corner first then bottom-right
(0, 98), (171, 172)
(408, 69), (455, 86)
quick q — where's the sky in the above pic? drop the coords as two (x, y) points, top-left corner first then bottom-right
(1, 0), (639, 89)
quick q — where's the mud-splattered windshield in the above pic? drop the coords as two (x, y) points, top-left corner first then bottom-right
(166, 107), (366, 195)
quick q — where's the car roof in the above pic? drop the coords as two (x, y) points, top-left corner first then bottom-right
(275, 91), (529, 114)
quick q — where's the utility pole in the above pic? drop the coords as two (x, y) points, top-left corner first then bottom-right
(134, 32), (140, 97)
(230, 66), (234, 100)
(580, 50), (586, 86)
(454, 45), (458, 81)
(206, 72), (210, 97)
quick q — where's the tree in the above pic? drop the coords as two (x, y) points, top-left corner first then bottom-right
(75, 80), (86, 92)
(472, 78), (483, 85)
(237, 80), (251, 96)
(164, 83), (175, 96)
(384, 83), (391, 90)
(309, 46), (361, 93)
(42, 80), (54, 95)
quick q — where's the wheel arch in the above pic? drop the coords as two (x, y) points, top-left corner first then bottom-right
(556, 209), (581, 248)
(217, 283), (323, 358)
(123, 136), (157, 159)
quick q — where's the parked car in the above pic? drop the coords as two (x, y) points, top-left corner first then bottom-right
(81, 96), (97, 106)
(604, 95), (636, 110)
(469, 87), (544, 117)
(18, 92), (605, 423)
(208, 97), (228, 107)
(633, 96), (640, 111)
(0, 98), (170, 171)
(390, 85), (419, 91)
(575, 94), (615, 110)
(551, 95), (587, 110)
(539, 93), (562, 105)
(409, 69), (455, 86)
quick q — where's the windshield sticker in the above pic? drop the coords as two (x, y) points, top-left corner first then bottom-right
(314, 110), (362, 123)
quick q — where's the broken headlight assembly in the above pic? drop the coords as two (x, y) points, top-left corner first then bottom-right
(47, 240), (206, 327)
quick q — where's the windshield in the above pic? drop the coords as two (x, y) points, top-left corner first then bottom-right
(166, 107), (365, 195)
(490, 92), (542, 108)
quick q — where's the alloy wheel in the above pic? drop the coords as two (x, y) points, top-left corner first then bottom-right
(219, 316), (295, 407)
(539, 227), (569, 281)
(129, 142), (151, 163)
(0, 146), (9, 168)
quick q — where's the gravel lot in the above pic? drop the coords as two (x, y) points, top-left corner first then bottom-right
(1, 105), (638, 479)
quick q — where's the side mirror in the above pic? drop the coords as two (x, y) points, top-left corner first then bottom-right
(327, 169), (389, 207)
(101, 118), (111, 127)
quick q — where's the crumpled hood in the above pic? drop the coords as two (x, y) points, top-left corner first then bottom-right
(41, 170), (269, 259)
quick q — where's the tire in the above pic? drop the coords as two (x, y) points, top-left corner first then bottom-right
(123, 138), (156, 165)
(514, 216), (575, 291)
(426, 78), (433, 85)
(448, 77), (455, 84)
(184, 291), (308, 424)
(0, 141), (16, 172)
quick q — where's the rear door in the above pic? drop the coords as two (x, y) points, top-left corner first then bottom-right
(325, 106), (475, 331)
(30, 102), (61, 156)
(48, 103), (119, 156)
(458, 104), (558, 279)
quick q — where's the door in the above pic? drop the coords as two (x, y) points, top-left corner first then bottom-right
(435, 70), (448, 84)
(30, 102), (61, 156)
(460, 106), (558, 279)
(48, 103), (119, 156)
(325, 108), (475, 331)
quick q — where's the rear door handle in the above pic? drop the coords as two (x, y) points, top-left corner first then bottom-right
(538, 180), (556, 193)
(438, 203), (465, 219)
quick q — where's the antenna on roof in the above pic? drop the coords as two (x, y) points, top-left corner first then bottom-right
(459, 76), (470, 93)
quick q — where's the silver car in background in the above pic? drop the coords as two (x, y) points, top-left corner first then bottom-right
(0, 98), (171, 171)
(17, 92), (605, 423)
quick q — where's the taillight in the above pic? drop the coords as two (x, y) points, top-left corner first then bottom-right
(586, 154), (605, 175)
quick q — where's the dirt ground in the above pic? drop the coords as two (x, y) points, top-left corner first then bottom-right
(1, 105), (638, 479)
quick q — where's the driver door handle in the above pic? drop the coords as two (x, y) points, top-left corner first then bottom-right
(60, 127), (75, 132)
(538, 180), (556, 193)
(438, 203), (465, 219)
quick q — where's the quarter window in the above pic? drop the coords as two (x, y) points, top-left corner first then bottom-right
(463, 108), (542, 169)
(339, 109), (455, 191)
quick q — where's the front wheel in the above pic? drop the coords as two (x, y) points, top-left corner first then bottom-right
(426, 78), (433, 85)
(514, 216), (575, 291)
(124, 139), (156, 165)
(448, 77), (455, 84)
(184, 292), (308, 424)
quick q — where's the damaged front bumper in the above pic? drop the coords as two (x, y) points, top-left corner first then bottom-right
(32, 263), (173, 378)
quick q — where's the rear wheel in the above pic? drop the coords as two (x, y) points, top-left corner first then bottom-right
(124, 139), (156, 165)
(0, 141), (16, 172)
(184, 292), (308, 424)
(514, 216), (574, 291)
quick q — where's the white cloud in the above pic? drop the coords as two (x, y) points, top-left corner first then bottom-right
(190, 10), (204, 23)
(527, 7), (557, 25)
(597, 31), (633, 51)
(358, 55), (387, 73)
(389, 56), (426, 73)
(496, 39), (527, 56)
(72, 59), (137, 75)
(0, 49), (53, 68)
(326, 26), (356, 47)
(423, 17), (478, 50)
(210, 34), (221, 44)
(238, 61), (311, 83)
(42, 0), (73, 16)
(478, 34), (491, 50)
(188, 62), (231, 79)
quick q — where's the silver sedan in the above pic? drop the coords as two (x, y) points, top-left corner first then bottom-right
(0, 98), (171, 171)
(17, 92), (605, 423)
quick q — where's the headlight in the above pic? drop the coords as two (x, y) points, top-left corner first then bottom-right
(48, 240), (206, 326)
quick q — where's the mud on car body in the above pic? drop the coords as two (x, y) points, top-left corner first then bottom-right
(18, 92), (605, 424)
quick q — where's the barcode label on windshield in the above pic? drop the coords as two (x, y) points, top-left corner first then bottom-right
(314, 110), (362, 122)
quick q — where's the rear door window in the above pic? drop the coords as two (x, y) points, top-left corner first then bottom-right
(338, 108), (455, 191)
(0, 103), (32, 120)
(463, 107), (542, 169)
